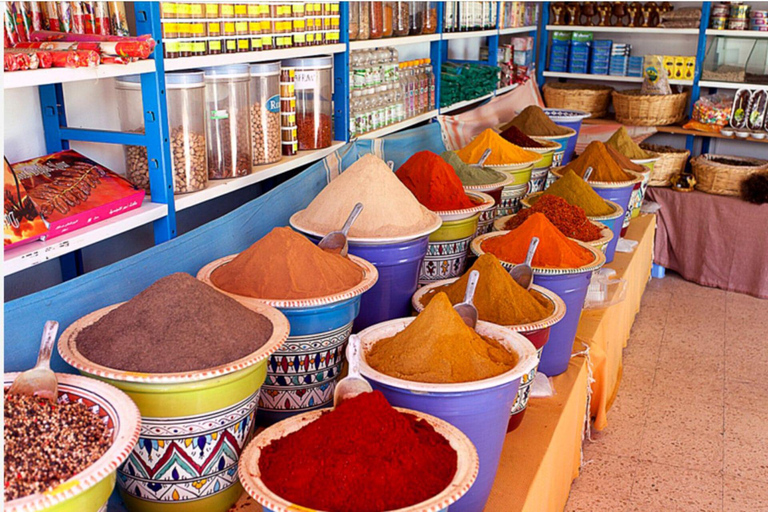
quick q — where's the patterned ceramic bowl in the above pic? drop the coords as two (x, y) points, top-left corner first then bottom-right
(4, 373), (141, 512)
(496, 183), (529, 217)
(58, 301), (291, 512)
(420, 215), (480, 285)
(463, 174), (514, 237)
(238, 407), (479, 512)
(528, 127), (577, 167)
(433, 191), (495, 222)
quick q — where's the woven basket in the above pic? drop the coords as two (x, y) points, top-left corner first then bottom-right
(542, 82), (614, 119)
(612, 89), (689, 126)
(640, 143), (690, 187)
(691, 154), (768, 196)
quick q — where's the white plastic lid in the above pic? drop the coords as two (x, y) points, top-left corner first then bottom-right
(165, 71), (205, 87)
(250, 61), (280, 76)
(204, 64), (250, 79)
(282, 56), (333, 70)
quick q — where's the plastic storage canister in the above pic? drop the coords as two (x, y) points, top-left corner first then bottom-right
(283, 56), (334, 150)
(423, 1), (438, 33)
(117, 72), (208, 194)
(250, 62), (282, 165)
(204, 65), (252, 180)
(409, 1), (425, 35)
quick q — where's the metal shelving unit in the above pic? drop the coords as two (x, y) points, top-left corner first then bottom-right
(543, 71), (693, 86)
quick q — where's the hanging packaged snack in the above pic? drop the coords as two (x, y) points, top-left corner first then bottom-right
(4, 158), (48, 250)
(108, 1), (129, 36)
(94, 2), (111, 35)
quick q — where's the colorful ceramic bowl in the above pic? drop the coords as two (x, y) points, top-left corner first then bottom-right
(493, 214), (615, 255)
(58, 302), (291, 512)
(528, 127), (577, 167)
(198, 255), (378, 426)
(496, 183), (529, 217)
(487, 162), (535, 187)
(238, 407), (479, 512)
(420, 215), (480, 285)
(4, 373), (140, 512)
(434, 191), (495, 222)
(463, 174), (515, 237)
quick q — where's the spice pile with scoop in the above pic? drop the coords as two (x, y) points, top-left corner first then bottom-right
(456, 128), (539, 166)
(258, 391), (457, 512)
(532, 169), (615, 217)
(505, 195), (603, 242)
(561, 141), (634, 182)
(4, 392), (111, 501)
(441, 150), (507, 186)
(420, 254), (554, 325)
(291, 154), (439, 239)
(396, 151), (477, 211)
(500, 105), (571, 137)
(606, 126), (652, 160)
(367, 292), (518, 384)
(482, 213), (595, 269)
(211, 227), (365, 301)
(76, 273), (274, 373)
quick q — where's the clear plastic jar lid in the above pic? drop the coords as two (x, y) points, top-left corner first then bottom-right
(204, 64), (250, 79)
(166, 71), (206, 87)
(250, 61), (280, 76)
(282, 55), (333, 70)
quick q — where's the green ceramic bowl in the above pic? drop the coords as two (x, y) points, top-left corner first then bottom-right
(59, 302), (291, 512)
(421, 214), (480, 285)
(4, 372), (140, 512)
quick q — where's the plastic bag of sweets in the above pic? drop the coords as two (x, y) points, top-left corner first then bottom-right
(641, 55), (672, 95)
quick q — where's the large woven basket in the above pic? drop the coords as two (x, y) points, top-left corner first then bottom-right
(640, 143), (691, 187)
(542, 82), (614, 119)
(612, 89), (689, 126)
(691, 154), (768, 196)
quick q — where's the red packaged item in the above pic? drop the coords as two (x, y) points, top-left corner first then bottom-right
(44, 2), (60, 31)
(5, 2), (21, 46)
(29, 30), (154, 43)
(93, 1), (110, 35)
(11, 150), (145, 241)
(5, 48), (53, 68)
(58, 1), (73, 32)
(108, 1), (128, 36)
(14, 1), (33, 42)
(4, 52), (34, 71)
(100, 55), (135, 65)
(74, 48), (99, 67)
(4, 158), (48, 250)
(29, 2), (45, 31)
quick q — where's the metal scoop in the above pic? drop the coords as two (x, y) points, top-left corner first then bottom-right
(470, 148), (492, 168)
(8, 321), (60, 403)
(334, 335), (373, 407)
(453, 270), (480, 329)
(509, 237), (539, 290)
(318, 202), (364, 257)
(583, 166), (594, 182)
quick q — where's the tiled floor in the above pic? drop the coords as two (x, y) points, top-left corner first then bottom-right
(565, 273), (768, 512)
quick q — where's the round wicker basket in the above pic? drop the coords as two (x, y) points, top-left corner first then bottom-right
(612, 89), (689, 126)
(640, 143), (691, 187)
(543, 82), (614, 119)
(691, 154), (768, 196)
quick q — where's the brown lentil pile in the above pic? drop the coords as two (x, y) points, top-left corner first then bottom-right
(207, 109), (251, 180)
(4, 392), (111, 502)
(250, 103), (281, 165)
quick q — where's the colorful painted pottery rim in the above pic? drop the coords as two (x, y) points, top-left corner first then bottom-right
(519, 138), (560, 155)
(520, 193), (624, 223)
(470, 231), (607, 276)
(486, 161), (536, 172)
(550, 166), (644, 189)
(354, 318), (538, 394)
(522, 126), (577, 142)
(461, 170), (515, 192)
(435, 191), (495, 222)
(238, 407), (479, 512)
(543, 108), (591, 122)
(492, 214), (614, 250)
(198, 254), (379, 310)
(411, 281), (567, 333)
(3, 373), (141, 512)
(630, 152), (661, 166)
(289, 208), (443, 245)
(59, 301), (290, 385)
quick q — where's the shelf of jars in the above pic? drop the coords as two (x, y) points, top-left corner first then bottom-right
(355, 110), (438, 139)
(499, 25), (538, 35)
(543, 71), (694, 86)
(3, 60), (157, 89)
(442, 28), (500, 40)
(706, 29), (768, 39)
(545, 25), (700, 35)
(163, 43), (346, 71)
(349, 34), (442, 50)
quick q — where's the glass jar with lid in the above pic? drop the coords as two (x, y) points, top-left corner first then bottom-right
(370, 1), (384, 39)
(204, 65), (252, 180)
(357, 2), (371, 40)
(382, 1), (394, 37)
(249, 62), (282, 165)
(423, 2), (438, 33)
(116, 72), (208, 194)
(394, 1), (410, 36)
(282, 56), (334, 150)
(409, 1), (424, 35)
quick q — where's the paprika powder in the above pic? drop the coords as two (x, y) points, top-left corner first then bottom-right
(500, 106), (571, 137)
(562, 141), (633, 182)
(481, 213), (595, 268)
(534, 169), (614, 217)
(456, 129), (540, 166)
(505, 195), (603, 242)
(258, 391), (458, 512)
(396, 150), (477, 211)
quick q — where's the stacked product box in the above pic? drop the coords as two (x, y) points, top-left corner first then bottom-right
(609, 42), (630, 76)
(549, 31), (570, 72)
(628, 56), (644, 77)
(590, 39), (612, 75)
(568, 31), (592, 74)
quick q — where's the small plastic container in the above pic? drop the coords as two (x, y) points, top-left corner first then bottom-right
(162, 21), (179, 59)
(423, 1), (438, 34)
(394, 1), (410, 36)
(250, 62), (282, 165)
(283, 56), (334, 150)
(116, 72), (208, 195)
(160, 2), (177, 19)
(409, 1), (425, 35)
(187, 21), (207, 57)
(370, 1), (384, 39)
(358, 2), (371, 40)
(220, 2), (235, 19)
(204, 2), (219, 18)
(382, 1), (395, 37)
(188, 1), (203, 18)
(204, 65), (252, 180)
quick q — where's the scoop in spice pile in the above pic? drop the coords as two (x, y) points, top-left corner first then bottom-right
(75, 273), (274, 374)
(441, 150), (507, 186)
(366, 292), (518, 384)
(481, 213), (595, 269)
(499, 105), (572, 137)
(532, 169), (615, 217)
(561, 141), (634, 182)
(291, 154), (439, 239)
(395, 151), (478, 211)
(606, 126), (651, 160)
(4, 392), (111, 501)
(421, 254), (554, 325)
(497, 125), (545, 148)
(456, 128), (540, 166)
(211, 227), (364, 301)
(505, 195), (603, 242)
(258, 391), (458, 512)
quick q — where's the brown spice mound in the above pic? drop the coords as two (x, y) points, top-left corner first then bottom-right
(501, 105), (571, 137)
(76, 273), (274, 373)
(4, 392), (111, 502)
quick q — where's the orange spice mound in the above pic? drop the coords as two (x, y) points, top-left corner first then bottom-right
(456, 128), (540, 166)
(211, 227), (364, 300)
(562, 141), (634, 182)
(481, 213), (595, 269)
(396, 150), (477, 211)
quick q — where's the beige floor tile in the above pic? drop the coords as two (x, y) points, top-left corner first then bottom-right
(630, 461), (723, 511)
(637, 423), (724, 474)
(649, 369), (724, 404)
(656, 350), (725, 379)
(646, 398), (723, 435)
(724, 436), (768, 483)
(588, 412), (646, 459)
(724, 379), (768, 412)
(724, 404), (768, 446)
(570, 453), (636, 499)
(613, 366), (656, 413)
(565, 493), (632, 512)
(723, 477), (768, 512)
(726, 358), (768, 384)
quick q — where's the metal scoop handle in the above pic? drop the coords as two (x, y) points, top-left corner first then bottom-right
(524, 237), (539, 267)
(464, 270), (480, 305)
(473, 148), (492, 167)
(583, 166), (594, 182)
(341, 203), (364, 237)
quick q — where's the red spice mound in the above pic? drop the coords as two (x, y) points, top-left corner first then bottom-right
(396, 150), (477, 211)
(258, 391), (458, 512)
(504, 195), (603, 242)
(498, 125), (544, 148)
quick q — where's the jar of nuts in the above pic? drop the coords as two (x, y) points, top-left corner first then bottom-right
(282, 56), (334, 150)
(204, 65), (252, 180)
(249, 62), (282, 165)
(116, 72), (209, 195)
